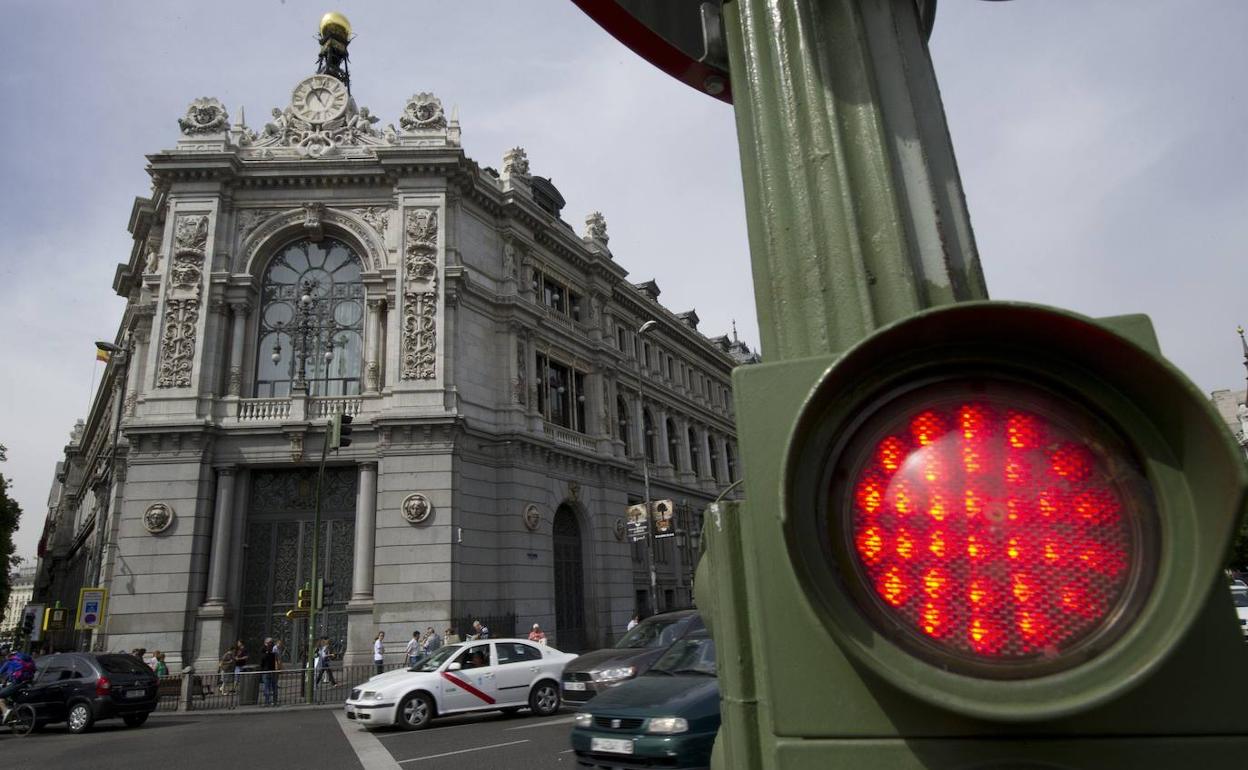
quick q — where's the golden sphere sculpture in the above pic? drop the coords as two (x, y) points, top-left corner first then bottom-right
(320, 11), (352, 41)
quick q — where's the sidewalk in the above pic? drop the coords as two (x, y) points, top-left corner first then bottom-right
(150, 701), (344, 718)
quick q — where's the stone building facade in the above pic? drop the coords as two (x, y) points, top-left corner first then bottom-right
(2, 567), (37, 637)
(34, 69), (751, 668)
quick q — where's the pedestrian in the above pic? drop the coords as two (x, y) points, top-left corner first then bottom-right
(528, 623), (547, 645)
(218, 646), (236, 693)
(152, 650), (169, 677)
(373, 631), (386, 675)
(627, 613), (640, 632)
(423, 626), (443, 653)
(273, 639), (285, 671)
(260, 638), (278, 706)
(444, 626), (460, 645)
(405, 631), (422, 666)
(233, 640), (249, 693)
(315, 638), (337, 686)
(468, 619), (490, 640)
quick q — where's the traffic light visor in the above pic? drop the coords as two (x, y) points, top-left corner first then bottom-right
(837, 377), (1158, 679)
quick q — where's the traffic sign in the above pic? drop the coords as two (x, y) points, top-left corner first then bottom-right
(285, 609), (309, 620)
(43, 606), (69, 632)
(75, 587), (107, 630)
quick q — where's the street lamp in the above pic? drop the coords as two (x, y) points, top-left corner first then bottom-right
(634, 319), (659, 615)
(270, 279), (339, 395)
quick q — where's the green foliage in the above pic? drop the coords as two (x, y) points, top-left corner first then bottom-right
(0, 444), (24, 630)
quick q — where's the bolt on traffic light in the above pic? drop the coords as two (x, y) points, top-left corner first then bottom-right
(697, 302), (1248, 768)
(329, 412), (353, 450)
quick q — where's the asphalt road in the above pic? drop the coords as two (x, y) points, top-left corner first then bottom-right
(0, 705), (582, 769)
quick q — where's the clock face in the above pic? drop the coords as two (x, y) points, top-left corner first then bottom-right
(291, 75), (349, 125)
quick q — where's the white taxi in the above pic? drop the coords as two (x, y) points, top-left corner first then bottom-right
(344, 638), (578, 730)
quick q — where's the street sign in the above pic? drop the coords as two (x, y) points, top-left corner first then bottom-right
(285, 608), (310, 620)
(626, 503), (649, 542)
(43, 606), (69, 632)
(653, 499), (676, 539)
(75, 587), (107, 630)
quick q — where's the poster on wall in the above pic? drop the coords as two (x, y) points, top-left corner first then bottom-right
(76, 587), (108, 630)
(626, 503), (649, 542)
(653, 500), (676, 539)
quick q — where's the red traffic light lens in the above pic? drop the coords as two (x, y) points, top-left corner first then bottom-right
(835, 379), (1157, 678)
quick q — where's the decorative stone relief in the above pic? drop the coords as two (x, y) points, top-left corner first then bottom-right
(585, 211), (608, 243)
(352, 207), (391, 239)
(236, 209), (280, 240)
(155, 214), (209, 388)
(143, 503), (175, 534)
(568, 480), (580, 502)
(303, 202), (326, 241)
(502, 147), (530, 177)
(399, 92), (447, 131)
(178, 97), (229, 135)
(402, 493), (434, 525)
(245, 75), (391, 158)
(522, 504), (542, 532)
(289, 434), (304, 464)
(513, 337), (527, 405)
(400, 209), (439, 381)
(614, 518), (626, 542)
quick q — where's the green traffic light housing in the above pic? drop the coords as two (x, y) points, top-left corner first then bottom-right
(329, 412), (354, 450)
(782, 302), (1247, 721)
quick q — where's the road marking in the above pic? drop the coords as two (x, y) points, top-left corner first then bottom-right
(334, 710), (403, 770)
(505, 715), (578, 730)
(397, 739), (530, 763)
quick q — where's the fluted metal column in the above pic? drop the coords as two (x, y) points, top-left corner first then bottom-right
(205, 466), (237, 604)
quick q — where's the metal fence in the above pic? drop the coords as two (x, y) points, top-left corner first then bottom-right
(155, 662), (408, 712)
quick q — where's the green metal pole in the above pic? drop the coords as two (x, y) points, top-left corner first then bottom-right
(306, 427), (329, 703)
(724, 0), (987, 360)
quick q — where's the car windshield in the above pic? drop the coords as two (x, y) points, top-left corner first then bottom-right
(97, 655), (151, 675)
(615, 617), (686, 650)
(649, 635), (717, 676)
(1234, 590), (1248, 609)
(413, 645), (460, 672)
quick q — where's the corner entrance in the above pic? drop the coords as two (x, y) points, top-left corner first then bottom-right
(553, 503), (586, 652)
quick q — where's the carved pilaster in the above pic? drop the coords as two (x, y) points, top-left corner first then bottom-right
(155, 214), (208, 389)
(400, 209), (439, 381)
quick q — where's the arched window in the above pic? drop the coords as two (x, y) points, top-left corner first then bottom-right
(708, 435), (721, 483)
(255, 238), (365, 397)
(726, 442), (737, 483)
(666, 418), (680, 472)
(643, 408), (657, 465)
(688, 427), (701, 477)
(617, 396), (631, 456)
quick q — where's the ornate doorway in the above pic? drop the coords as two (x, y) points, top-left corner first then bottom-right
(553, 503), (586, 652)
(240, 468), (356, 663)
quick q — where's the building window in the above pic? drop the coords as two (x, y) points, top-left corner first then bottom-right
(688, 427), (701, 477)
(666, 354), (673, 380)
(617, 395), (632, 455)
(666, 418), (680, 472)
(536, 352), (588, 432)
(254, 238), (365, 398)
(709, 436), (721, 483)
(726, 442), (737, 483)
(617, 326), (626, 352)
(643, 408), (657, 464)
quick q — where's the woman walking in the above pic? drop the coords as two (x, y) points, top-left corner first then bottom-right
(373, 630), (386, 676)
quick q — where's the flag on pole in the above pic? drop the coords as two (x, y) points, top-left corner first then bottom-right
(96, 348), (111, 363)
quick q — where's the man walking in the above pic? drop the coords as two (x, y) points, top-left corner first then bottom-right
(260, 638), (277, 707)
(422, 626), (443, 653)
(404, 631), (422, 666)
(314, 638), (337, 686)
(373, 630), (386, 675)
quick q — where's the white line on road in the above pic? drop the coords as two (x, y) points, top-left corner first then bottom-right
(504, 715), (578, 730)
(334, 711), (403, 770)
(397, 739), (531, 764)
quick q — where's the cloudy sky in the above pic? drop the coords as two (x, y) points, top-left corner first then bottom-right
(2, 1), (1245, 562)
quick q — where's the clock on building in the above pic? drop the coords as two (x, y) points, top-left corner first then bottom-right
(290, 74), (349, 124)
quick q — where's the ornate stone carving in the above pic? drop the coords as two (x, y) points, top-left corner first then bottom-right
(365, 361), (380, 391)
(236, 209), (280, 240)
(352, 207), (391, 238)
(175, 215), (209, 254)
(400, 209), (439, 381)
(249, 85), (391, 158)
(401, 493), (434, 525)
(143, 231), (163, 274)
(178, 97), (229, 135)
(289, 434), (304, 463)
(155, 214), (208, 389)
(399, 92), (447, 131)
(585, 211), (608, 243)
(514, 337), (527, 405)
(502, 147), (530, 177)
(227, 367), (243, 396)
(123, 392), (138, 418)
(568, 480), (580, 502)
(301, 201), (326, 241)
(143, 503), (175, 534)
(523, 504), (542, 532)
(614, 518), (626, 542)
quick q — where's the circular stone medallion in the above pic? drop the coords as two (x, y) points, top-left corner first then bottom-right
(143, 503), (175, 534)
(401, 493), (434, 525)
(522, 504), (542, 531)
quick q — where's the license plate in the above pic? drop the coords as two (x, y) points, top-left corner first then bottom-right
(591, 737), (633, 754)
(563, 681), (586, 691)
(126, 689), (146, 698)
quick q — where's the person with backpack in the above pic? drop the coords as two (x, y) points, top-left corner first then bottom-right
(0, 651), (36, 723)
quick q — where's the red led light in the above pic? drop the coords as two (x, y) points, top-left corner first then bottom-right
(842, 391), (1146, 669)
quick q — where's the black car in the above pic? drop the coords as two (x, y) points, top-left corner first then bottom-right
(15, 652), (158, 733)
(562, 609), (703, 705)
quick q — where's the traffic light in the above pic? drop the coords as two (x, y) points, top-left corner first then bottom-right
(314, 579), (333, 610)
(697, 302), (1248, 768)
(329, 412), (353, 450)
(296, 585), (313, 611)
(20, 609), (35, 638)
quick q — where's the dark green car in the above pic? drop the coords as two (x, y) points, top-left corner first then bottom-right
(570, 632), (719, 769)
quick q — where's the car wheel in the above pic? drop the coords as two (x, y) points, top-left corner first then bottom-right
(123, 713), (149, 728)
(397, 692), (434, 730)
(67, 702), (95, 734)
(528, 681), (560, 716)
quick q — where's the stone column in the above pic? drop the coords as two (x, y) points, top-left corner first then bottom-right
(697, 426), (714, 481)
(677, 416), (696, 484)
(205, 467), (237, 604)
(226, 301), (250, 397)
(365, 298), (383, 393)
(351, 462), (378, 601)
(713, 432), (732, 486)
(655, 407), (673, 473)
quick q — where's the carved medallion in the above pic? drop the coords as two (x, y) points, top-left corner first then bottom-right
(613, 518), (626, 542)
(399, 92), (447, 131)
(143, 503), (175, 534)
(522, 504), (542, 532)
(402, 493), (434, 525)
(178, 97), (229, 135)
